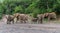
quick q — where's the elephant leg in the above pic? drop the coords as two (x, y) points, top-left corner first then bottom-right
(26, 20), (29, 23)
(7, 21), (11, 24)
(40, 17), (43, 24)
(37, 19), (40, 24)
(20, 20), (23, 23)
(37, 20), (38, 24)
(16, 18), (18, 23)
(12, 20), (14, 24)
(24, 20), (27, 23)
(16, 19), (18, 23)
(48, 17), (50, 22)
(40, 20), (43, 24)
(38, 19), (43, 24)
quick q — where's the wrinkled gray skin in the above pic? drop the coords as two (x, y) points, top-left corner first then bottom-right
(5, 15), (14, 24)
(37, 14), (44, 24)
(44, 12), (56, 21)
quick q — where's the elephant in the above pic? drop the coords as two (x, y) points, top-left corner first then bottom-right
(19, 14), (29, 23)
(44, 12), (56, 21)
(13, 13), (29, 23)
(31, 18), (38, 22)
(48, 12), (56, 21)
(5, 15), (14, 24)
(37, 14), (44, 24)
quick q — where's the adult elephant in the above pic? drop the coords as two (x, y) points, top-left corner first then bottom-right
(5, 15), (14, 24)
(48, 12), (56, 21)
(19, 14), (29, 23)
(44, 12), (56, 21)
(13, 13), (29, 23)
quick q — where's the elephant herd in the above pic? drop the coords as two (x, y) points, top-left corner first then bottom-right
(5, 12), (56, 24)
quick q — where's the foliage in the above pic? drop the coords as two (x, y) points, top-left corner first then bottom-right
(0, 0), (59, 18)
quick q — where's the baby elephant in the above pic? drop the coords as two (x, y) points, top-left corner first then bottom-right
(32, 18), (38, 22)
(37, 14), (44, 24)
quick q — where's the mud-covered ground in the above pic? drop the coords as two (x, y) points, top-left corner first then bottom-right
(0, 17), (60, 33)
